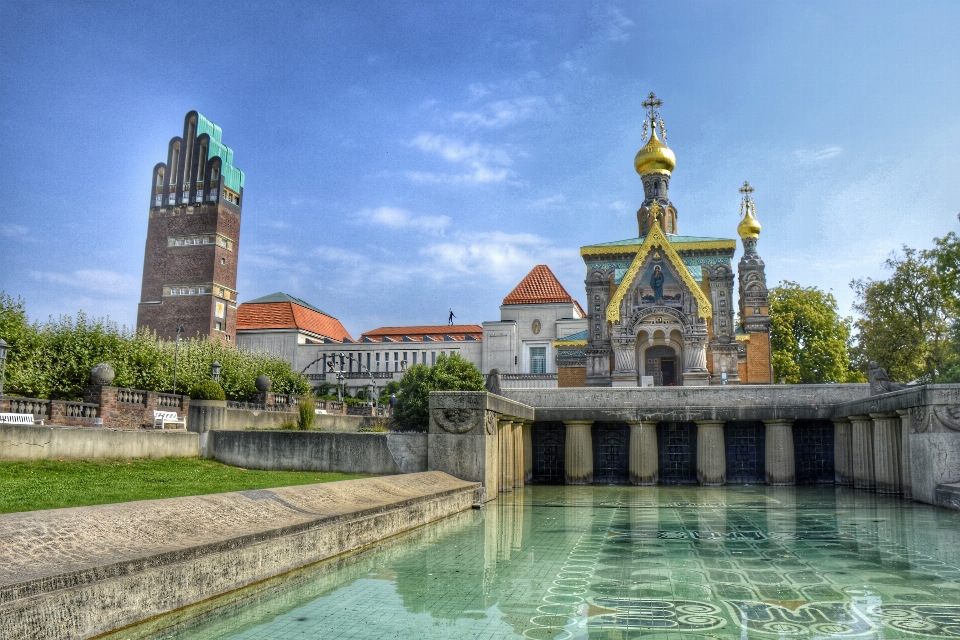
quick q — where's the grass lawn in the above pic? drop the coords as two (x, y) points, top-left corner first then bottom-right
(0, 458), (370, 514)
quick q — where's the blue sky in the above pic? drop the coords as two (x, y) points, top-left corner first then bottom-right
(1, 1), (958, 335)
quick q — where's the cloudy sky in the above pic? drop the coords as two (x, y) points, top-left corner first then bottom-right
(1, 1), (958, 335)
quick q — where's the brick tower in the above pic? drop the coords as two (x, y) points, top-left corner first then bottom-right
(136, 111), (244, 343)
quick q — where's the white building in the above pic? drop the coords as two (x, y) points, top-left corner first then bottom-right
(235, 265), (586, 393)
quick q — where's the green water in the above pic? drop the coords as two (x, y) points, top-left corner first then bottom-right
(142, 486), (960, 639)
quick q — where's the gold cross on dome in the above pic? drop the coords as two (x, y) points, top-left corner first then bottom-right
(739, 181), (754, 199)
(642, 92), (662, 122)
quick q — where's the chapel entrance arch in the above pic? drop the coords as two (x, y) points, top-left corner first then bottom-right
(644, 345), (678, 386)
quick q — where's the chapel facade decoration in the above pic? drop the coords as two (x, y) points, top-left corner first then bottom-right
(554, 94), (772, 386)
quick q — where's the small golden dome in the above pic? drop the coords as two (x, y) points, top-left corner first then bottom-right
(634, 127), (676, 176)
(738, 205), (761, 240)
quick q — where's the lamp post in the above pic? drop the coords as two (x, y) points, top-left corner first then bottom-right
(172, 324), (184, 395)
(211, 360), (221, 383)
(0, 338), (9, 397)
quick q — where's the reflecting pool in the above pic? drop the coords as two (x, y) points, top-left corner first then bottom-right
(136, 486), (960, 639)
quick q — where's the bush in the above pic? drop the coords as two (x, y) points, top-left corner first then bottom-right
(392, 353), (485, 432)
(189, 380), (226, 401)
(297, 397), (316, 430)
(0, 293), (311, 401)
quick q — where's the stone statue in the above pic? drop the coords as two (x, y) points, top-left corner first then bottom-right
(868, 361), (908, 395)
(485, 368), (502, 396)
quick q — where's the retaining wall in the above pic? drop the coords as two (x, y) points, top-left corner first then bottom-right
(0, 424), (199, 460)
(0, 472), (478, 640)
(207, 430), (427, 475)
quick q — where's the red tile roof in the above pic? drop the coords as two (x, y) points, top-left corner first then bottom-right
(236, 299), (353, 342)
(503, 265), (583, 313)
(360, 325), (483, 342)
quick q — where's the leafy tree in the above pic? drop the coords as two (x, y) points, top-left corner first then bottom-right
(392, 353), (485, 431)
(851, 239), (956, 383)
(769, 281), (862, 383)
(189, 380), (226, 400)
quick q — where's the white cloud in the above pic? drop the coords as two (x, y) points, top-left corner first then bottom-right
(530, 194), (566, 209)
(606, 7), (634, 42)
(0, 223), (30, 239)
(467, 82), (490, 101)
(355, 206), (450, 234)
(407, 134), (514, 184)
(31, 269), (139, 296)
(422, 232), (579, 282)
(795, 146), (842, 162)
(451, 97), (548, 129)
(609, 200), (632, 213)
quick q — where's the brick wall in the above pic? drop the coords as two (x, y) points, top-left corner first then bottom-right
(137, 202), (240, 343)
(83, 386), (190, 430)
(558, 367), (587, 388)
(746, 332), (772, 383)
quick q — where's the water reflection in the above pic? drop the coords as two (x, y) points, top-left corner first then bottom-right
(137, 486), (960, 640)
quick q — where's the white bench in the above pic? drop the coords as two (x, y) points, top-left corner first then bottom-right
(0, 413), (44, 425)
(153, 410), (186, 429)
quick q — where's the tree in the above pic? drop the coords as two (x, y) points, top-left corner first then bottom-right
(769, 281), (861, 384)
(851, 239), (956, 383)
(392, 353), (485, 431)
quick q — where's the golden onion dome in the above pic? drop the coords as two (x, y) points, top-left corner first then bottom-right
(634, 127), (676, 176)
(738, 205), (761, 240)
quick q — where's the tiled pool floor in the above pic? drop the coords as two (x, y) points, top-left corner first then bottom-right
(137, 486), (960, 639)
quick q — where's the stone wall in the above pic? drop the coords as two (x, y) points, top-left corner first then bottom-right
(0, 472), (477, 640)
(428, 391), (536, 501)
(0, 424), (199, 460)
(83, 386), (189, 430)
(207, 431), (427, 475)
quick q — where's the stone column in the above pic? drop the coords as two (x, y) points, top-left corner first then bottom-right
(523, 420), (533, 483)
(563, 420), (594, 485)
(513, 419), (523, 488)
(763, 419), (795, 485)
(696, 420), (727, 485)
(849, 414), (875, 491)
(896, 409), (912, 499)
(832, 418), (853, 486)
(871, 412), (902, 495)
(498, 417), (514, 493)
(628, 420), (659, 485)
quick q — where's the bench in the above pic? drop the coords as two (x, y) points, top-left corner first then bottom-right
(153, 410), (186, 429)
(0, 413), (44, 425)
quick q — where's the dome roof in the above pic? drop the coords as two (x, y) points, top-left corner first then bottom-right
(738, 206), (761, 240)
(634, 128), (676, 176)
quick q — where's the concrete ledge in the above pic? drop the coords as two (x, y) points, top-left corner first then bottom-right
(935, 483), (960, 510)
(0, 423), (198, 460)
(207, 431), (427, 474)
(0, 472), (478, 640)
(503, 384), (871, 422)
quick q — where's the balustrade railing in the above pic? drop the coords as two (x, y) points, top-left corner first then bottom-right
(116, 388), (147, 406)
(59, 401), (99, 420)
(226, 401), (296, 412)
(155, 393), (183, 409)
(8, 398), (50, 417)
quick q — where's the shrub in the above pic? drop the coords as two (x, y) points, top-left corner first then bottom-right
(392, 353), (485, 432)
(189, 380), (226, 401)
(0, 293), (311, 401)
(297, 397), (316, 430)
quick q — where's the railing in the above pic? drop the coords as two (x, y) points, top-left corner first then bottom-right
(58, 401), (99, 420)
(500, 373), (559, 389)
(344, 372), (394, 379)
(8, 398), (50, 417)
(306, 373), (326, 381)
(156, 393), (183, 409)
(116, 388), (147, 406)
(226, 401), (296, 412)
(270, 394), (301, 406)
(325, 401), (344, 413)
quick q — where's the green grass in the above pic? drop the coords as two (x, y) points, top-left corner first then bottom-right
(0, 458), (370, 514)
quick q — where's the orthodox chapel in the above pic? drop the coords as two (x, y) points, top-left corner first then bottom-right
(554, 94), (772, 386)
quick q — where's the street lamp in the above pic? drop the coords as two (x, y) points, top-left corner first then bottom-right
(211, 360), (222, 383)
(172, 324), (184, 395)
(0, 338), (9, 396)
